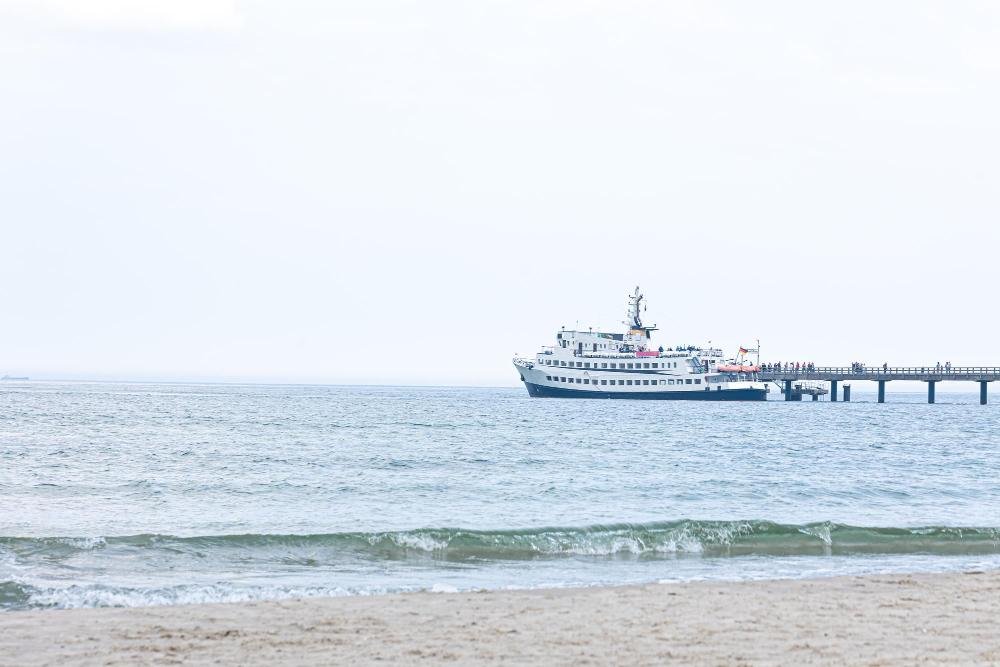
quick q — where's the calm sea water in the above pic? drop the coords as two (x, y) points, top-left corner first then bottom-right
(3, 381), (1000, 610)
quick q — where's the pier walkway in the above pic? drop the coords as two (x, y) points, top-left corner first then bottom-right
(756, 367), (1000, 404)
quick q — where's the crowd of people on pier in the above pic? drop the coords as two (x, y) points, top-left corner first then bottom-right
(764, 361), (889, 374)
(761, 361), (958, 374)
(762, 362), (816, 373)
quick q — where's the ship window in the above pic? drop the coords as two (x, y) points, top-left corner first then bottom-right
(601, 363), (607, 369)
(652, 363), (658, 368)
(695, 379), (702, 384)
(546, 376), (551, 381)
(576, 362), (582, 368)
(668, 379), (674, 385)
(600, 380), (607, 385)
(627, 363), (634, 369)
(576, 378), (582, 383)
(660, 380), (666, 385)
(560, 377), (566, 382)
(584, 363), (590, 368)
(583, 379), (590, 384)
(642, 379), (650, 385)
(626, 380), (633, 385)
(685, 379), (693, 385)
(643, 363), (650, 369)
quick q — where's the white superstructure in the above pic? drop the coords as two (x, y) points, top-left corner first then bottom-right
(513, 288), (768, 401)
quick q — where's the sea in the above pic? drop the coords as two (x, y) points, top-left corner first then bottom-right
(2, 381), (1000, 610)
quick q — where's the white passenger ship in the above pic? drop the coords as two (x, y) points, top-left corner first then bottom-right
(513, 288), (768, 401)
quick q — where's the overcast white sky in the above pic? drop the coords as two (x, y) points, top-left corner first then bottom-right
(1, 1), (999, 386)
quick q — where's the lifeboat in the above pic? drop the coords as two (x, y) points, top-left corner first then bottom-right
(717, 364), (760, 373)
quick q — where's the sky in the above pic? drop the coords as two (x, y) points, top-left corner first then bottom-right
(1, 1), (999, 387)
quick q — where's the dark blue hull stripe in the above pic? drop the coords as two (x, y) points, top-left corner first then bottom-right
(535, 366), (682, 374)
(523, 381), (767, 401)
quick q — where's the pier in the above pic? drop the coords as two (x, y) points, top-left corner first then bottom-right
(757, 367), (1000, 404)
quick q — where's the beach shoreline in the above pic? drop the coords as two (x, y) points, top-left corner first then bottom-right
(3, 570), (999, 665)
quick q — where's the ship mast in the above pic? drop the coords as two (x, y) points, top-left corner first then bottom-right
(624, 286), (644, 330)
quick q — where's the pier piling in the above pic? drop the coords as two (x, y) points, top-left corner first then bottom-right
(758, 366), (999, 405)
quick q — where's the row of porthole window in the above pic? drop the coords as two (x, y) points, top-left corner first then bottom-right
(542, 359), (679, 369)
(545, 376), (700, 386)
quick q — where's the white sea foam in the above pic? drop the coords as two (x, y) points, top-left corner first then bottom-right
(24, 584), (361, 609)
(382, 532), (449, 552)
(54, 537), (108, 550)
(798, 523), (833, 546)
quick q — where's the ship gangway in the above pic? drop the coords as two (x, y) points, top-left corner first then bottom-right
(757, 367), (1000, 404)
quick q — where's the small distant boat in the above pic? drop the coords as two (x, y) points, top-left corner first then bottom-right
(1, 375), (29, 381)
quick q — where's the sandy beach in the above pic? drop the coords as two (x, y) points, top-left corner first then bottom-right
(2, 570), (999, 665)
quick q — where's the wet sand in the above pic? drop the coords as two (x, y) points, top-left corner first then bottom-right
(2, 570), (999, 665)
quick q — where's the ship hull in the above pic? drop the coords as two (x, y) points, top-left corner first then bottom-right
(522, 380), (767, 401)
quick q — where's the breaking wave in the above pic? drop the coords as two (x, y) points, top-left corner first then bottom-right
(4, 520), (1000, 562)
(5, 521), (1000, 610)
